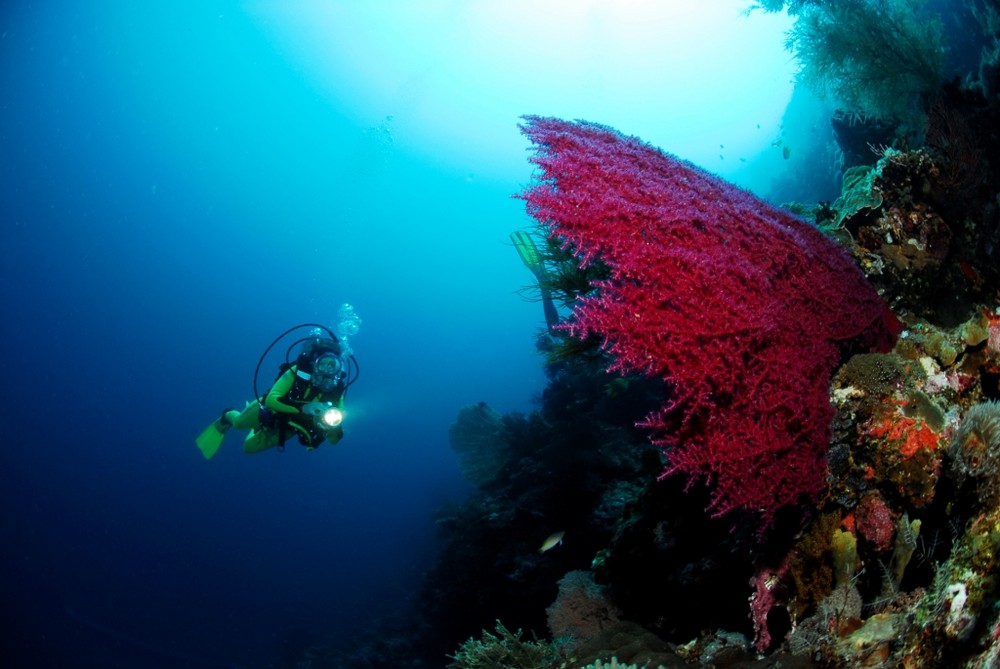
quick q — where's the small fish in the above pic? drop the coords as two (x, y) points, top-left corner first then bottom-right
(782, 145), (791, 160)
(539, 531), (565, 553)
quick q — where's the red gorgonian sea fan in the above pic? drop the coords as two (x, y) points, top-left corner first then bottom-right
(518, 116), (897, 528)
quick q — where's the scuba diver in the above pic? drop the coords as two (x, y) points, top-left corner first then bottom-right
(196, 323), (359, 459)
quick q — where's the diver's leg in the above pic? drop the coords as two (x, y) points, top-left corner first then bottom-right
(229, 401), (281, 453)
(243, 429), (279, 454)
(228, 401), (261, 430)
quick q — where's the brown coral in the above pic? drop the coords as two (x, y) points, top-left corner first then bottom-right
(546, 570), (621, 650)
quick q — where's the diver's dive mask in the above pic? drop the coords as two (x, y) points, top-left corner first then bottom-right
(311, 353), (343, 393)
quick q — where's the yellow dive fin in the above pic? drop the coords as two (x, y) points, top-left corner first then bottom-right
(196, 419), (228, 460)
(510, 230), (547, 282)
(511, 230), (560, 330)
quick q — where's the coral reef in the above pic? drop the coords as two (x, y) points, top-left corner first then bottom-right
(279, 183), (999, 669)
(396, 361), (668, 666)
(840, 147), (1000, 323)
(761, 307), (1000, 664)
(519, 115), (896, 530)
(786, 0), (946, 131)
(448, 621), (562, 669)
(276, 7), (1000, 669)
(545, 570), (621, 651)
(949, 400), (1000, 502)
(449, 402), (510, 488)
(579, 657), (665, 669)
(572, 622), (684, 669)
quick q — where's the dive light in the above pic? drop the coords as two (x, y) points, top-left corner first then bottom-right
(302, 401), (344, 429)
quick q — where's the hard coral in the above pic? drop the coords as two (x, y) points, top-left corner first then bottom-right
(519, 116), (896, 528)
(448, 621), (561, 669)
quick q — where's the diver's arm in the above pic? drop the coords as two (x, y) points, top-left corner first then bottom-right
(265, 368), (301, 413)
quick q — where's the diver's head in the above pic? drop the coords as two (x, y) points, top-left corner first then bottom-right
(311, 353), (344, 393)
(303, 329), (341, 357)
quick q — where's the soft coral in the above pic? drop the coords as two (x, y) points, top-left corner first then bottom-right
(519, 116), (896, 529)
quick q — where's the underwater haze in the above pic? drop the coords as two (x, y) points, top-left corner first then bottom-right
(2, 2), (799, 667)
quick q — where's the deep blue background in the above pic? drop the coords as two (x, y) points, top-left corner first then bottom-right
(1, 3), (548, 667)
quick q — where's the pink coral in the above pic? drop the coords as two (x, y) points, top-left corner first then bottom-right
(519, 116), (896, 527)
(854, 494), (896, 551)
(749, 558), (790, 652)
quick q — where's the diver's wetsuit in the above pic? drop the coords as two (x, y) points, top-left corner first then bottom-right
(227, 365), (345, 453)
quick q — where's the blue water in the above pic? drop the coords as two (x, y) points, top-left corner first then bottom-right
(0, 4), (550, 666)
(0, 1), (931, 667)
